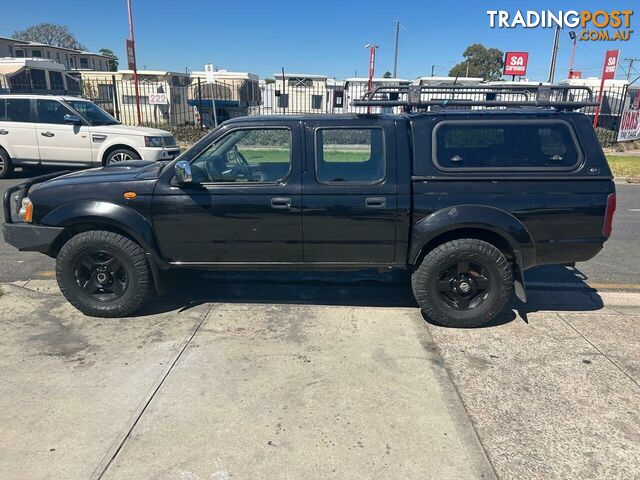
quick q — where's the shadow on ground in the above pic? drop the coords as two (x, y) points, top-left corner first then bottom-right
(135, 265), (605, 327)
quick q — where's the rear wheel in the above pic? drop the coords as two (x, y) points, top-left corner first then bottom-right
(0, 149), (13, 179)
(105, 148), (140, 165)
(412, 239), (513, 328)
(56, 231), (151, 317)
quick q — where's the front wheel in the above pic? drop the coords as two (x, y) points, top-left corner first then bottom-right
(105, 148), (140, 165)
(412, 239), (513, 328)
(0, 149), (13, 179)
(56, 231), (151, 317)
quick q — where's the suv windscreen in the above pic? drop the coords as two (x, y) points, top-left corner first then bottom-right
(434, 121), (581, 171)
(65, 100), (119, 126)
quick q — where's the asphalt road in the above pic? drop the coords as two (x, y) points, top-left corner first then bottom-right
(1, 170), (639, 288)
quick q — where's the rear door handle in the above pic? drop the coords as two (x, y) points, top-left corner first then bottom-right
(271, 197), (291, 210)
(365, 197), (386, 208)
(40, 131), (55, 137)
(0, 129), (8, 135)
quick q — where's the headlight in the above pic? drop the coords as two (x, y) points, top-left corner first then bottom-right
(144, 136), (164, 147)
(19, 197), (33, 223)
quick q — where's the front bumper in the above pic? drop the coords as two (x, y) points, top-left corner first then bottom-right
(139, 146), (181, 161)
(2, 223), (65, 253)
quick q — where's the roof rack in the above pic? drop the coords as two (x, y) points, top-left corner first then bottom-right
(351, 84), (598, 111)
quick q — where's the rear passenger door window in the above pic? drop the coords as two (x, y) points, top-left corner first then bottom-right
(4, 98), (33, 123)
(315, 128), (385, 183)
(433, 121), (581, 171)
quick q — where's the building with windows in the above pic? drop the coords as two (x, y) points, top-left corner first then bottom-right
(269, 73), (329, 114)
(0, 36), (110, 71)
(343, 77), (411, 114)
(79, 70), (193, 125)
(189, 70), (261, 124)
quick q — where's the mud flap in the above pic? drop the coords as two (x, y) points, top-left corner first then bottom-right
(512, 250), (527, 303)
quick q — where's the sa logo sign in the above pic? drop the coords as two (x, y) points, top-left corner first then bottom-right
(504, 52), (529, 76)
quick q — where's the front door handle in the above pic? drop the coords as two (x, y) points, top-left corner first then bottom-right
(40, 131), (55, 137)
(365, 197), (386, 208)
(0, 129), (8, 135)
(271, 197), (291, 210)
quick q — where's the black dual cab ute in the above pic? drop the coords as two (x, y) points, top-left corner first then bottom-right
(2, 85), (616, 327)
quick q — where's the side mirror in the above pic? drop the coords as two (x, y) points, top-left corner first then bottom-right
(63, 114), (82, 125)
(174, 160), (193, 184)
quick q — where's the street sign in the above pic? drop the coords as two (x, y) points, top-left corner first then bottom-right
(205, 64), (216, 84)
(569, 70), (582, 79)
(126, 39), (136, 70)
(503, 52), (528, 76)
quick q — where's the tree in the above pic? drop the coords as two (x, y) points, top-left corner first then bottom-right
(449, 44), (504, 81)
(12, 23), (85, 50)
(99, 48), (119, 71)
(383, 71), (392, 78)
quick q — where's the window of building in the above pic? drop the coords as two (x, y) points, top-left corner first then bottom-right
(30, 69), (48, 91)
(312, 94), (323, 110)
(4, 98), (33, 122)
(288, 77), (313, 88)
(8, 45), (13, 56)
(37, 99), (74, 124)
(49, 71), (65, 92)
(80, 58), (89, 69)
(123, 95), (150, 105)
(433, 121), (581, 171)
(15, 49), (25, 58)
(315, 128), (386, 183)
(277, 94), (289, 109)
(31, 50), (42, 57)
(191, 128), (292, 183)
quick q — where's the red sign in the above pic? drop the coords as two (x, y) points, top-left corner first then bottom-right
(126, 39), (136, 70)
(503, 52), (529, 76)
(569, 71), (582, 79)
(602, 49), (619, 80)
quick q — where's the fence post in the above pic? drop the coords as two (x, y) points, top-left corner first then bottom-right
(111, 75), (121, 122)
(612, 84), (629, 145)
(197, 78), (204, 130)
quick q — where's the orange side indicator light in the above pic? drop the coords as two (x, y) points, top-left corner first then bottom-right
(123, 192), (137, 199)
(24, 202), (33, 223)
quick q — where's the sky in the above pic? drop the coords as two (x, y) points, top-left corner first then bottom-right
(1, 0), (638, 81)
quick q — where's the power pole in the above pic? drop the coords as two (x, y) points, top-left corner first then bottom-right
(624, 57), (639, 81)
(392, 21), (400, 78)
(431, 65), (435, 77)
(548, 26), (560, 83)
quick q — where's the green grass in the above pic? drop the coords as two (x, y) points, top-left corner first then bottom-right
(606, 155), (640, 177)
(240, 148), (370, 163)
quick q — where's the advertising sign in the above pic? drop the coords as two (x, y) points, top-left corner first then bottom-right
(569, 71), (582, 79)
(602, 49), (620, 80)
(126, 39), (136, 70)
(617, 109), (640, 141)
(503, 52), (529, 76)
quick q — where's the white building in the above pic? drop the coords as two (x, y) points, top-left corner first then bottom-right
(270, 73), (329, 114)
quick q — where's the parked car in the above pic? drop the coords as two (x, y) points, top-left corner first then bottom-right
(2, 86), (616, 327)
(0, 95), (180, 178)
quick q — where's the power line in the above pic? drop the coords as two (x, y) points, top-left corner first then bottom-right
(623, 57), (640, 81)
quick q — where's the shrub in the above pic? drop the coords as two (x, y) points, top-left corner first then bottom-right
(141, 123), (207, 145)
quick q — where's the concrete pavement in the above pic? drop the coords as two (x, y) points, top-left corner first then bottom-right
(0, 281), (494, 480)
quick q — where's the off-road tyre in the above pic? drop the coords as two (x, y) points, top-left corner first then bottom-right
(56, 231), (151, 317)
(412, 239), (513, 328)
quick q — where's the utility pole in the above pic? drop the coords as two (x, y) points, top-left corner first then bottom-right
(364, 44), (378, 114)
(392, 21), (400, 78)
(431, 65), (435, 77)
(126, 0), (142, 126)
(548, 26), (560, 83)
(624, 57), (639, 81)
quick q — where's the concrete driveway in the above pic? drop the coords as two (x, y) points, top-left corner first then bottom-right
(0, 278), (493, 480)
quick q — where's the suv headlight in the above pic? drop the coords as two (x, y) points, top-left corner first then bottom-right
(144, 136), (164, 147)
(19, 197), (33, 223)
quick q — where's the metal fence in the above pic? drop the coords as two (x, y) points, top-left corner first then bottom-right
(1, 71), (637, 146)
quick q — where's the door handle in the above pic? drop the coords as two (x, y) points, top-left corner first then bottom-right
(271, 197), (291, 209)
(365, 197), (386, 208)
(40, 131), (55, 137)
(0, 129), (8, 135)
